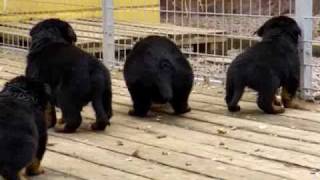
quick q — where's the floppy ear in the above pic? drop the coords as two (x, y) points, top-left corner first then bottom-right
(292, 24), (302, 36)
(255, 24), (265, 37)
(30, 24), (40, 36)
(67, 26), (77, 43)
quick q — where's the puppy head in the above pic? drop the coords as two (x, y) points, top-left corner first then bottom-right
(30, 18), (77, 44)
(255, 16), (301, 44)
(4, 76), (51, 108)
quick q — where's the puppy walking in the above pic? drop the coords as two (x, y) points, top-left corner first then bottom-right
(0, 76), (51, 180)
(26, 19), (112, 133)
(225, 16), (301, 114)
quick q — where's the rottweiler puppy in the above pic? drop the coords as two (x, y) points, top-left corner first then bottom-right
(0, 76), (51, 180)
(124, 35), (194, 117)
(26, 19), (112, 133)
(225, 16), (301, 114)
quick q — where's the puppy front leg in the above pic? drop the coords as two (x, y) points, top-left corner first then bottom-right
(55, 102), (82, 133)
(44, 102), (57, 128)
(26, 121), (47, 176)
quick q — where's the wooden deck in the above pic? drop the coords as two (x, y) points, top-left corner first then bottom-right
(0, 18), (226, 53)
(1, 50), (320, 180)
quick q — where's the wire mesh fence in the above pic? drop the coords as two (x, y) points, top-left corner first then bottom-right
(0, 0), (319, 100)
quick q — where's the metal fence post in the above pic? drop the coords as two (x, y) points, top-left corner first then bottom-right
(102, 0), (115, 69)
(295, 0), (313, 100)
(3, 0), (7, 12)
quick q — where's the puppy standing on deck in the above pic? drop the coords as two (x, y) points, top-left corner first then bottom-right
(26, 19), (112, 133)
(0, 76), (51, 180)
(225, 16), (301, 114)
(124, 36), (194, 117)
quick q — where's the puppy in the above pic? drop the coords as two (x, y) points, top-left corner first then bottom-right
(0, 76), (51, 180)
(124, 36), (194, 117)
(225, 16), (301, 114)
(26, 19), (112, 133)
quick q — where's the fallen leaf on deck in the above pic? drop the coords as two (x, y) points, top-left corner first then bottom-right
(132, 150), (140, 158)
(217, 129), (227, 134)
(117, 141), (124, 146)
(156, 134), (167, 139)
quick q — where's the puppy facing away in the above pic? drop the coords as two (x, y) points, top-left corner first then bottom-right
(26, 18), (112, 133)
(0, 76), (51, 180)
(225, 16), (301, 114)
(124, 35), (194, 117)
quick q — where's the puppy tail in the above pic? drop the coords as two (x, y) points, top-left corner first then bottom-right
(158, 83), (173, 102)
(225, 74), (244, 112)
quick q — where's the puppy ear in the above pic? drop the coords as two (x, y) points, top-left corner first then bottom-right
(293, 24), (302, 36)
(30, 24), (40, 36)
(255, 25), (265, 37)
(67, 26), (77, 43)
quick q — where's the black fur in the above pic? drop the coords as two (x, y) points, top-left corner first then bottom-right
(26, 19), (112, 133)
(0, 76), (50, 180)
(225, 16), (301, 114)
(124, 36), (194, 117)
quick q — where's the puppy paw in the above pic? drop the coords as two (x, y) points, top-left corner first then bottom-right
(174, 107), (191, 115)
(91, 121), (110, 131)
(26, 167), (44, 176)
(26, 159), (44, 176)
(228, 105), (241, 112)
(272, 105), (285, 114)
(273, 96), (283, 106)
(128, 109), (148, 117)
(54, 124), (77, 133)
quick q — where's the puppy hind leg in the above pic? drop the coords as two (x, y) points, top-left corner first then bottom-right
(91, 94), (110, 131)
(129, 97), (152, 117)
(55, 104), (82, 133)
(26, 131), (47, 176)
(282, 78), (299, 108)
(257, 88), (285, 114)
(128, 86), (152, 117)
(44, 102), (57, 128)
(170, 87), (192, 115)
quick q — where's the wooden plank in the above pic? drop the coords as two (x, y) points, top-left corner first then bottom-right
(47, 135), (216, 180)
(190, 93), (320, 123)
(110, 78), (320, 135)
(31, 169), (83, 180)
(42, 151), (147, 180)
(49, 133), (286, 180)
(112, 94), (320, 155)
(0, 23), (101, 44)
(51, 125), (317, 180)
(83, 101), (320, 170)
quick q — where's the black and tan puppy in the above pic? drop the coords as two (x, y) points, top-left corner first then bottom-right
(0, 76), (51, 180)
(225, 16), (301, 114)
(26, 19), (112, 133)
(124, 36), (194, 117)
